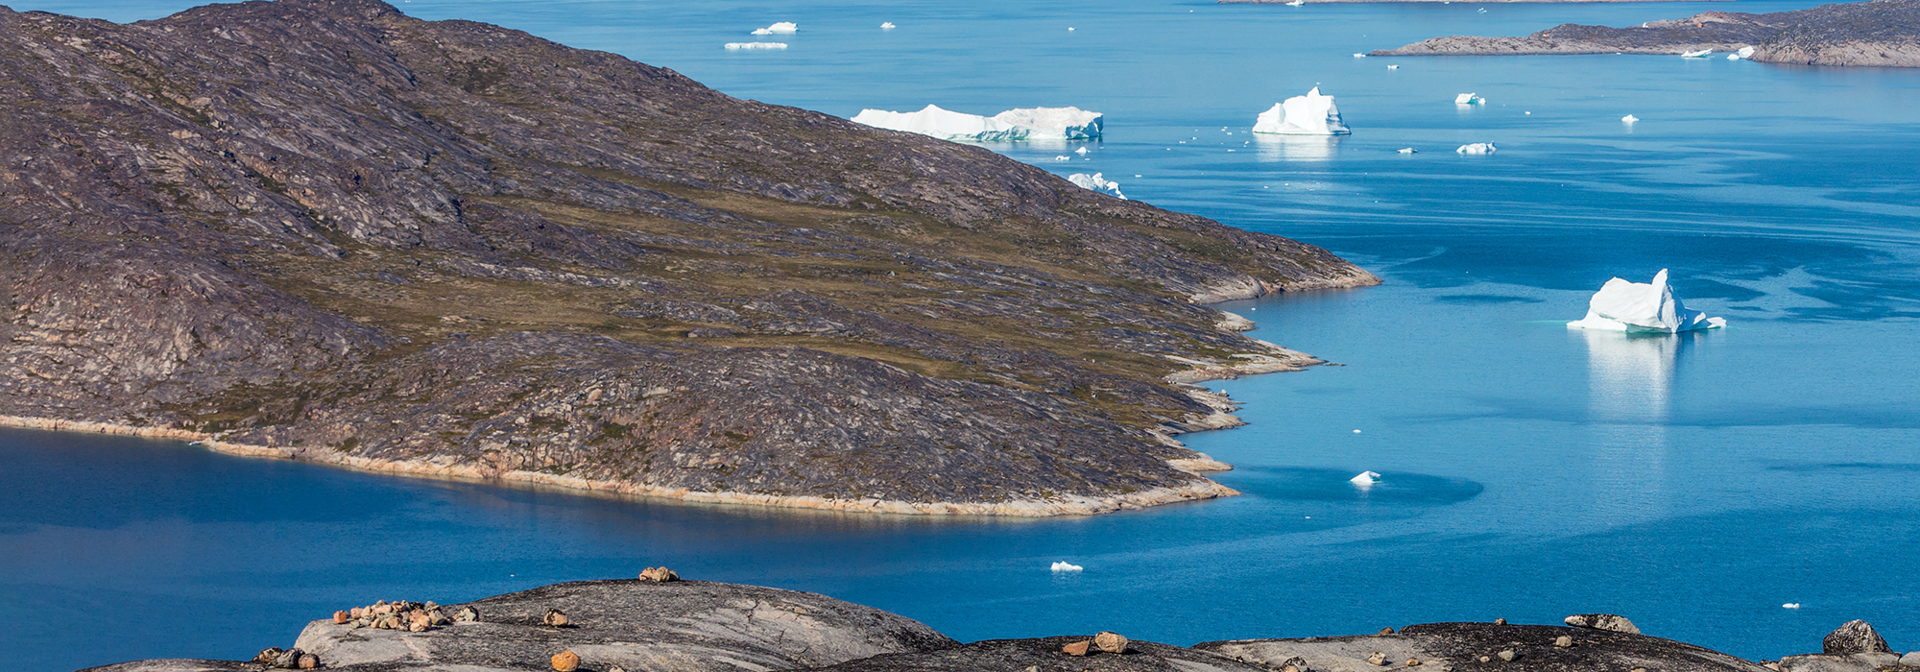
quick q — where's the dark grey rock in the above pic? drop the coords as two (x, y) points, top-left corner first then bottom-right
(1197, 622), (1773, 672)
(1822, 620), (1892, 654)
(797, 636), (1264, 672)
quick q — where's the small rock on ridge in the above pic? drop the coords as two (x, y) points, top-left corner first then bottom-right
(1823, 620), (1892, 654)
(1565, 613), (1641, 635)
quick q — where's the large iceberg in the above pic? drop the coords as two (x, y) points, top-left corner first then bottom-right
(1067, 173), (1126, 199)
(1252, 87), (1351, 136)
(850, 105), (1104, 142)
(1568, 269), (1726, 333)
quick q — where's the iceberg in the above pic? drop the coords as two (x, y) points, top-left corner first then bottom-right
(1568, 269), (1726, 333)
(1397, 147), (1416, 154)
(1353, 53), (1367, 58)
(1738, 46), (1756, 58)
(1456, 142), (1496, 154)
(1682, 49), (1712, 58)
(1252, 87), (1351, 136)
(993, 106), (1105, 139)
(751, 22), (798, 35)
(1350, 471), (1381, 485)
(850, 105), (1103, 142)
(1455, 92), (1485, 105)
(725, 42), (788, 50)
(1783, 603), (1801, 609)
(1067, 172), (1126, 199)
(1622, 114), (1639, 123)
(1387, 64), (1399, 70)
(881, 22), (896, 29)
(1050, 561), (1084, 572)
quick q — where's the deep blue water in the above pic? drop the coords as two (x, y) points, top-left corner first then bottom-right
(5, 0), (1919, 670)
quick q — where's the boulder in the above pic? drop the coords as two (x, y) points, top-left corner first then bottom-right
(1096, 632), (1131, 654)
(1062, 640), (1092, 656)
(289, 579), (954, 671)
(1565, 613), (1642, 635)
(1778, 653), (1897, 672)
(552, 650), (581, 672)
(1902, 651), (1920, 667)
(1822, 620), (1892, 654)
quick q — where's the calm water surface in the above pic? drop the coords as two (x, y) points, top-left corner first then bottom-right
(4, 0), (1918, 669)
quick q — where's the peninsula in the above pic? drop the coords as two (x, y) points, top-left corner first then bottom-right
(0, 0), (1377, 515)
(1372, 0), (1920, 67)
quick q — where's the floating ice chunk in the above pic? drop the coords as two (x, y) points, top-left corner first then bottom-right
(1738, 46), (1756, 58)
(751, 22), (798, 35)
(1622, 114), (1639, 123)
(1074, 146), (1090, 156)
(725, 42), (788, 50)
(881, 22), (896, 29)
(1353, 53), (1367, 58)
(1350, 470), (1381, 485)
(1286, 0), (1304, 6)
(1727, 53), (1741, 60)
(852, 105), (1028, 142)
(1252, 87), (1351, 136)
(1456, 142), (1496, 154)
(1051, 561), (1084, 572)
(1568, 269), (1727, 333)
(1387, 64), (1399, 70)
(1397, 147), (1416, 154)
(852, 105), (1103, 142)
(1455, 92), (1484, 105)
(1352, 429), (1363, 433)
(1067, 172), (1126, 199)
(995, 106), (1105, 140)
(1052, 155), (1070, 162)
(1682, 49), (1712, 58)
(1783, 603), (1802, 609)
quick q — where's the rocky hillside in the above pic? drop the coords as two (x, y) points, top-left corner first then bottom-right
(1372, 0), (1920, 67)
(0, 0), (1378, 515)
(84, 576), (1918, 672)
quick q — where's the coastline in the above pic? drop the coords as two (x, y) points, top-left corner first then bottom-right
(0, 298), (1337, 519)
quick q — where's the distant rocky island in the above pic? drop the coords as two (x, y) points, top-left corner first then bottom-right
(1372, 0), (1920, 68)
(86, 574), (1920, 672)
(0, 0), (1378, 516)
(1225, 0), (1728, 4)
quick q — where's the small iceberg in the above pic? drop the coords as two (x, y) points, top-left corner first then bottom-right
(1622, 114), (1639, 123)
(1456, 142), (1496, 154)
(725, 42), (788, 50)
(1738, 46), (1756, 58)
(1682, 49), (1712, 58)
(1350, 471), (1382, 485)
(1074, 146), (1089, 155)
(850, 105), (1102, 142)
(1067, 173), (1126, 199)
(1783, 603), (1802, 609)
(1051, 561), (1084, 572)
(751, 22), (798, 35)
(1252, 87), (1351, 136)
(1387, 64), (1399, 70)
(881, 22), (896, 29)
(1286, 0), (1304, 6)
(1397, 147), (1416, 154)
(1567, 269), (1726, 333)
(1353, 53), (1367, 58)
(1455, 93), (1485, 105)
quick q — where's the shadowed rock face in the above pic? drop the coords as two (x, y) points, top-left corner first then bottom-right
(0, 0), (1378, 514)
(1197, 622), (1776, 672)
(1371, 0), (1920, 67)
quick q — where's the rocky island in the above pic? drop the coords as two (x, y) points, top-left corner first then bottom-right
(1372, 0), (1920, 68)
(0, 0), (1378, 516)
(85, 574), (1920, 672)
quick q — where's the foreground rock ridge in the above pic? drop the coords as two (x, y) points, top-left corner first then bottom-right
(86, 577), (1920, 672)
(0, 0), (1378, 515)
(1373, 0), (1920, 68)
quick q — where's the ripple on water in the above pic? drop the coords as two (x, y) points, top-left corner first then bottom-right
(1225, 467), (1485, 505)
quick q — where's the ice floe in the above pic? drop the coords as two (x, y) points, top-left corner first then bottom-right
(1456, 142), (1496, 154)
(1051, 561), (1084, 572)
(1067, 173), (1126, 199)
(751, 22), (798, 35)
(1568, 269), (1726, 333)
(1350, 471), (1381, 485)
(1455, 92), (1484, 105)
(1682, 49), (1712, 58)
(725, 42), (788, 50)
(850, 105), (1103, 142)
(1252, 87), (1351, 136)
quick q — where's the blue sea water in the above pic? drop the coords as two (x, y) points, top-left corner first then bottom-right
(4, 0), (1919, 669)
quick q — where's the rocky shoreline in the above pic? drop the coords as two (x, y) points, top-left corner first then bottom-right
(84, 575), (1920, 672)
(1372, 0), (1920, 67)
